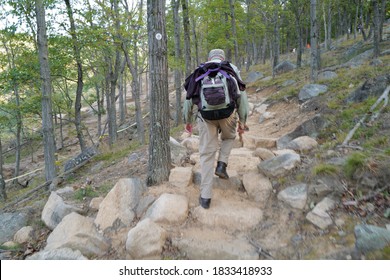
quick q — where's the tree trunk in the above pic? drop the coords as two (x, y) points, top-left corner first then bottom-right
(261, 36), (267, 65)
(13, 86), (22, 186)
(96, 83), (103, 136)
(121, 0), (146, 144)
(118, 60), (126, 125)
(146, 0), (171, 186)
(327, 3), (332, 49)
(181, 0), (192, 77)
(379, 0), (386, 41)
(229, 0), (239, 67)
(0, 137), (7, 202)
(310, 0), (318, 82)
(272, 0), (280, 77)
(173, 0), (182, 127)
(36, 0), (57, 182)
(322, 2), (327, 50)
(190, 12), (199, 67)
(372, 0), (380, 58)
(106, 0), (124, 146)
(64, 0), (86, 152)
(2, 35), (22, 185)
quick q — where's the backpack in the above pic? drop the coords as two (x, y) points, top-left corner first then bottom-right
(196, 66), (236, 120)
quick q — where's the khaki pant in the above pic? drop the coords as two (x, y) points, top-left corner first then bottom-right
(197, 111), (237, 199)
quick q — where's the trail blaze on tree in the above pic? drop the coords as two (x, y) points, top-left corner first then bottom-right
(146, 0), (171, 186)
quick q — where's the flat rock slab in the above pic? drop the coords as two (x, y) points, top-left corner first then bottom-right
(172, 228), (259, 260)
(193, 198), (263, 231)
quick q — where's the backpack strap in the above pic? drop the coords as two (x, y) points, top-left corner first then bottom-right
(195, 67), (230, 82)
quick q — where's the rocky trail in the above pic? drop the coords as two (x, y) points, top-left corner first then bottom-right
(2, 82), (383, 261)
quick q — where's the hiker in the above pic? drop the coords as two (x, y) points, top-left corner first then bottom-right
(183, 49), (249, 209)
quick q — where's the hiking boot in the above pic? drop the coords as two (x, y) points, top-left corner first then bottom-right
(215, 161), (229, 179)
(199, 196), (211, 209)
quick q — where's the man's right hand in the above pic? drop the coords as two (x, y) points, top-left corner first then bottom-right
(185, 123), (193, 135)
(237, 122), (249, 134)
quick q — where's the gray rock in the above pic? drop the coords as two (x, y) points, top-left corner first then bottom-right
(274, 61), (296, 75)
(27, 248), (88, 260)
(46, 212), (110, 257)
(318, 71), (338, 81)
(298, 84), (328, 102)
(306, 197), (336, 229)
(257, 153), (301, 178)
(277, 183), (308, 209)
(41, 191), (82, 230)
(345, 74), (390, 104)
(245, 71), (264, 83)
(0, 212), (28, 244)
(355, 224), (390, 254)
(64, 146), (97, 172)
(277, 115), (327, 149)
(282, 79), (296, 87)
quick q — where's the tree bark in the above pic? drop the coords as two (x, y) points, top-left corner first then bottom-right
(121, 0), (146, 144)
(146, 0), (171, 186)
(272, 0), (280, 77)
(229, 0), (239, 67)
(0, 138), (6, 202)
(310, 0), (318, 82)
(64, 0), (86, 152)
(173, 0), (182, 126)
(36, 0), (57, 182)
(181, 0), (192, 77)
(372, 0), (380, 58)
(118, 59), (126, 125)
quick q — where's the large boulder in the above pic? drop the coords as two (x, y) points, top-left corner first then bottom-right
(94, 178), (146, 231)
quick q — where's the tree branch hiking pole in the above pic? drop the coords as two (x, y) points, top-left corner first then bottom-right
(237, 121), (249, 147)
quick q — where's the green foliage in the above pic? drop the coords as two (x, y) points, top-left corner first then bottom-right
(93, 140), (141, 163)
(74, 186), (98, 201)
(343, 152), (367, 179)
(0, 243), (22, 251)
(312, 164), (339, 176)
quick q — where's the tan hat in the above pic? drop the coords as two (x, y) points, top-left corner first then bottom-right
(208, 49), (225, 61)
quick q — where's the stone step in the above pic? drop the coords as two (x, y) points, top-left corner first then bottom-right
(172, 228), (259, 260)
(192, 194), (263, 232)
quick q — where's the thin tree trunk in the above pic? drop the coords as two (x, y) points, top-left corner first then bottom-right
(372, 0), (380, 58)
(229, 0), (239, 67)
(0, 137), (7, 201)
(310, 0), (318, 82)
(323, 2), (327, 50)
(272, 0), (280, 77)
(261, 36), (267, 65)
(379, 0), (385, 41)
(64, 0), (86, 152)
(36, 0), (57, 182)
(146, 0), (171, 186)
(173, 0), (182, 126)
(13, 86), (22, 185)
(327, 3), (332, 49)
(121, 0), (146, 144)
(96, 83), (103, 136)
(181, 0), (192, 77)
(118, 59), (126, 125)
(190, 10), (199, 67)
